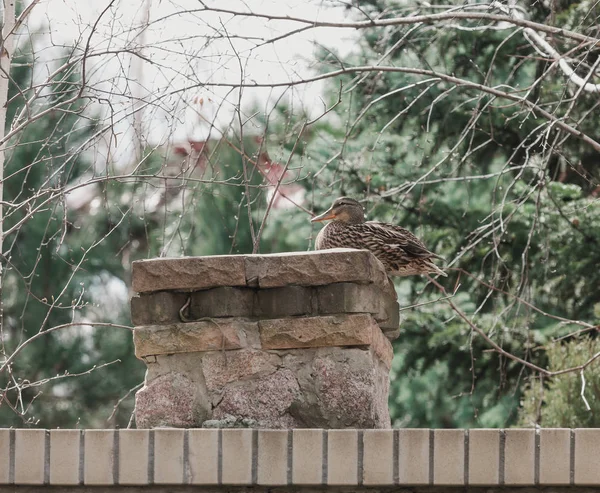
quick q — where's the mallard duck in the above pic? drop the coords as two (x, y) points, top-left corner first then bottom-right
(311, 197), (446, 277)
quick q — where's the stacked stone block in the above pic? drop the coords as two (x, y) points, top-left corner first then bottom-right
(131, 248), (400, 429)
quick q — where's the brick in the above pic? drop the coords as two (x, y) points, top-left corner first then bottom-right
(574, 429), (600, 485)
(133, 319), (256, 358)
(292, 429), (323, 485)
(259, 314), (375, 350)
(0, 429), (9, 484)
(191, 287), (254, 318)
(257, 430), (288, 485)
(327, 430), (357, 485)
(362, 430), (393, 485)
(14, 429), (45, 485)
(84, 430), (114, 485)
(468, 429), (499, 486)
(539, 428), (570, 485)
(370, 324), (394, 369)
(130, 291), (187, 325)
(50, 430), (80, 485)
(222, 429), (253, 485)
(256, 286), (314, 318)
(154, 429), (184, 484)
(316, 283), (380, 314)
(188, 429), (218, 484)
(132, 255), (247, 293)
(433, 429), (464, 485)
(398, 429), (429, 485)
(118, 430), (149, 485)
(245, 249), (388, 288)
(504, 429), (535, 485)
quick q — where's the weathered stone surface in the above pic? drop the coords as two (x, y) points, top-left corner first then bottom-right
(379, 299), (400, 337)
(255, 286), (315, 318)
(376, 280), (401, 339)
(381, 328), (400, 341)
(131, 288), (261, 325)
(144, 352), (207, 384)
(133, 319), (260, 358)
(135, 345), (390, 428)
(315, 282), (380, 314)
(131, 284), (400, 331)
(245, 248), (388, 288)
(132, 283), (400, 330)
(370, 324), (394, 369)
(259, 314), (375, 350)
(306, 348), (390, 428)
(213, 369), (303, 428)
(377, 276), (400, 338)
(135, 372), (208, 428)
(131, 291), (187, 326)
(132, 250), (398, 430)
(191, 287), (255, 318)
(132, 256), (247, 293)
(202, 349), (280, 390)
(206, 347), (390, 428)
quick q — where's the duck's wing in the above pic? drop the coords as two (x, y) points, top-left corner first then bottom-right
(362, 221), (444, 261)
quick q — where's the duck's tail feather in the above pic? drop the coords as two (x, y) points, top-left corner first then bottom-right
(427, 261), (448, 277)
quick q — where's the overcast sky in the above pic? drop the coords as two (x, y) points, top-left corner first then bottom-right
(26, 0), (357, 147)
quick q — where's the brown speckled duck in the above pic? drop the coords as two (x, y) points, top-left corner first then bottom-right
(311, 197), (446, 277)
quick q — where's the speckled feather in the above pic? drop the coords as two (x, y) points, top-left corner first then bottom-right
(315, 216), (446, 277)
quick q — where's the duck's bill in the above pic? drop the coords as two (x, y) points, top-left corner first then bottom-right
(310, 209), (336, 222)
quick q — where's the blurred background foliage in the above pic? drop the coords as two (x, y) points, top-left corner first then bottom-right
(1, 0), (599, 427)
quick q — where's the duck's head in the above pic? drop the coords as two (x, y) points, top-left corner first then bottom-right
(311, 197), (365, 224)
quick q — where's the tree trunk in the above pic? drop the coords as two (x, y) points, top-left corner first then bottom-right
(0, 0), (17, 329)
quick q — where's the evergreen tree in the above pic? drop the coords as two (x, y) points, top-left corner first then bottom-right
(261, 0), (600, 427)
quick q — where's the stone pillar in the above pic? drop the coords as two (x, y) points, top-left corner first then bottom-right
(131, 248), (400, 429)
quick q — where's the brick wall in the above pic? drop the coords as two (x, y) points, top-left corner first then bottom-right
(1, 428), (600, 487)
